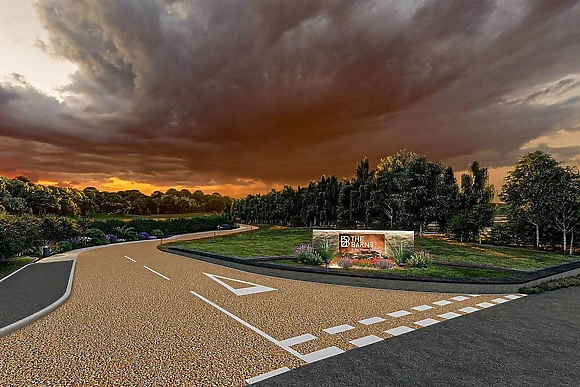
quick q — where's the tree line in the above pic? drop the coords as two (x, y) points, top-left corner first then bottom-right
(0, 176), (233, 217)
(229, 150), (495, 241)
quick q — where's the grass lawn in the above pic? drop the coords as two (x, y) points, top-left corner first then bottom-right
(0, 257), (35, 280)
(417, 236), (579, 270)
(168, 225), (311, 258)
(88, 212), (217, 221)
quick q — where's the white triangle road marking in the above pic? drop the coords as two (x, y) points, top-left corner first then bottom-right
(203, 273), (277, 296)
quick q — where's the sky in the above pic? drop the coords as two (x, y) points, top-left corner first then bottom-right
(1, 0), (580, 198)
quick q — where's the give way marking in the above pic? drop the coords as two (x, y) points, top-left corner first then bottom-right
(204, 273), (277, 296)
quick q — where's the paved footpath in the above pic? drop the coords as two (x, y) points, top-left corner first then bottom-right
(1, 226), (528, 386)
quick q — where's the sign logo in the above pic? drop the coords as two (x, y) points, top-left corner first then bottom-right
(340, 235), (351, 248)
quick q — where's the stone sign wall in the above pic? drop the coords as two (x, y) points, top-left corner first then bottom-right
(313, 229), (414, 259)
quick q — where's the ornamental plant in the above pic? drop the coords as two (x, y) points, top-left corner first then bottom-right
(374, 258), (395, 270)
(105, 234), (118, 243)
(137, 232), (150, 240)
(150, 229), (163, 238)
(405, 250), (433, 268)
(83, 228), (108, 246)
(392, 243), (412, 266)
(337, 257), (354, 269)
(294, 244), (322, 265)
(315, 241), (337, 267)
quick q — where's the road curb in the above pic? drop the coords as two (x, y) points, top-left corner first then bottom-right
(0, 259), (76, 337)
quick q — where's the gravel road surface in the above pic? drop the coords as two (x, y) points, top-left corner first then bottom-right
(0, 227), (525, 386)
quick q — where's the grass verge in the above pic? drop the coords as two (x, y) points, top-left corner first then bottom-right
(167, 225), (311, 258)
(417, 236), (578, 270)
(520, 275), (580, 294)
(0, 257), (35, 280)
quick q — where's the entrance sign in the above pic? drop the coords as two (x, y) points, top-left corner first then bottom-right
(313, 229), (414, 260)
(204, 273), (277, 296)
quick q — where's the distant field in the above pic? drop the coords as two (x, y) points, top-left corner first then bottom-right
(88, 212), (217, 220)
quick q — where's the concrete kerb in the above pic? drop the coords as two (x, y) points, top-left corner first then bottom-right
(163, 247), (580, 294)
(0, 259), (76, 337)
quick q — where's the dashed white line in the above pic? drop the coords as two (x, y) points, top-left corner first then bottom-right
(124, 256), (136, 262)
(492, 298), (509, 304)
(143, 266), (170, 280)
(385, 326), (415, 336)
(438, 312), (461, 320)
(302, 346), (344, 363)
(388, 310), (412, 318)
(451, 296), (469, 301)
(433, 300), (453, 306)
(459, 307), (479, 313)
(246, 367), (291, 384)
(358, 317), (386, 325)
(323, 324), (355, 335)
(278, 334), (316, 347)
(504, 294), (522, 300)
(349, 335), (383, 348)
(415, 318), (440, 327)
(476, 302), (495, 308)
(412, 305), (433, 312)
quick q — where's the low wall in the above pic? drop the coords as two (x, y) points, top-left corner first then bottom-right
(312, 229), (414, 258)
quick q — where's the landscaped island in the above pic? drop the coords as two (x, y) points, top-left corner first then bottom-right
(166, 225), (580, 280)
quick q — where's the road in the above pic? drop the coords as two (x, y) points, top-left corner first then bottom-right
(0, 227), (525, 386)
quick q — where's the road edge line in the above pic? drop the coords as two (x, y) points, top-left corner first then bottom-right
(0, 259), (76, 337)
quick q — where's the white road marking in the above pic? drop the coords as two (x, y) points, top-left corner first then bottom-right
(124, 256), (136, 262)
(189, 290), (304, 361)
(323, 324), (355, 335)
(476, 302), (495, 308)
(278, 334), (317, 347)
(505, 294), (522, 300)
(246, 367), (291, 384)
(412, 305), (433, 312)
(492, 298), (509, 304)
(433, 300), (453, 306)
(358, 317), (386, 325)
(385, 326), (415, 336)
(143, 266), (170, 280)
(204, 273), (276, 296)
(438, 312), (461, 320)
(388, 310), (412, 318)
(302, 346), (345, 363)
(349, 335), (383, 348)
(415, 318), (440, 327)
(451, 296), (469, 301)
(468, 294), (481, 297)
(459, 307), (479, 313)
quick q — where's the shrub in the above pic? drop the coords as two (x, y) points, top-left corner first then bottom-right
(127, 231), (138, 241)
(406, 250), (432, 268)
(150, 229), (163, 238)
(219, 224), (232, 230)
(294, 244), (322, 265)
(137, 232), (150, 240)
(53, 241), (73, 254)
(84, 228), (108, 246)
(105, 234), (118, 243)
(375, 258), (395, 270)
(392, 243), (412, 266)
(113, 225), (135, 239)
(337, 257), (354, 269)
(315, 241), (337, 267)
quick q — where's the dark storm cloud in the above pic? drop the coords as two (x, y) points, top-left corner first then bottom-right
(2, 0), (580, 192)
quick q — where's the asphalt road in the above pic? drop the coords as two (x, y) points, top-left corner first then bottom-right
(256, 286), (580, 387)
(0, 260), (72, 329)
